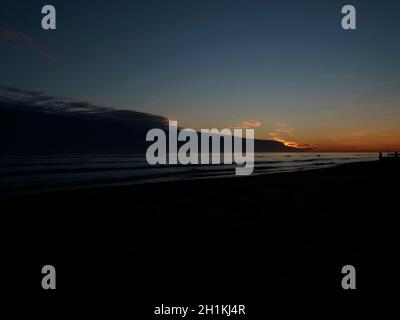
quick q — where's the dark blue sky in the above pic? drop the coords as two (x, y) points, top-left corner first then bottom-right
(1, 0), (400, 150)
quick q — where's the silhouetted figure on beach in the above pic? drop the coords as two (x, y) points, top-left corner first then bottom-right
(395, 152), (398, 159)
(379, 152), (383, 160)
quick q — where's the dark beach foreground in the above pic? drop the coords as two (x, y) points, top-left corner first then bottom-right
(1, 160), (400, 299)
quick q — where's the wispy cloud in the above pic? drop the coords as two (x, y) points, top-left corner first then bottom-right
(268, 122), (295, 136)
(229, 120), (261, 129)
(0, 27), (57, 62)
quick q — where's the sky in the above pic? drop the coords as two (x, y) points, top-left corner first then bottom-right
(1, 0), (400, 151)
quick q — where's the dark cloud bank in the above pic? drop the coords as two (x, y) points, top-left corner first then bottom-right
(0, 86), (300, 155)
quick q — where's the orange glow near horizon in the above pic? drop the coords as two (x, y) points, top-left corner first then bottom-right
(313, 144), (400, 153)
(261, 136), (400, 152)
(261, 126), (400, 152)
(181, 119), (400, 153)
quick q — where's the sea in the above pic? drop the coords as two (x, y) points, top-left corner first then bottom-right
(0, 152), (378, 196)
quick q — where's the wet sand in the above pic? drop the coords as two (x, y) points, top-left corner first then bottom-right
(2, 160), (400, 298)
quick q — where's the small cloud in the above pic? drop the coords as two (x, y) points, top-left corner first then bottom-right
(272, 137), (312, 150)
(230, 120), (261, 129)
(275, 128), (295, 136)
(0, 27), (57, 62)
(267, 122), (312, 149)
(269, 122), (295, 137)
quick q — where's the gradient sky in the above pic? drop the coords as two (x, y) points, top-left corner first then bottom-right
(1, 0), (400, 151)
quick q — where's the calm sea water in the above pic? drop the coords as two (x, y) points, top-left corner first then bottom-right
(0, 153), (377, 196)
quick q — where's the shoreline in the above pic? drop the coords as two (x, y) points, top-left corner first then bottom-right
(0, 158), (381, 200)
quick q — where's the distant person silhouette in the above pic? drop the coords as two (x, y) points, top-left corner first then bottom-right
(379, 152), (383, 160)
